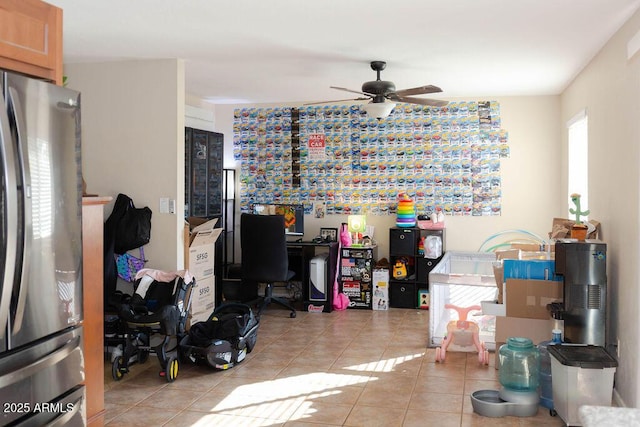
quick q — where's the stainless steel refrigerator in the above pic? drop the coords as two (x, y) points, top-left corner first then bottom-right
(0, 71), (85, 426)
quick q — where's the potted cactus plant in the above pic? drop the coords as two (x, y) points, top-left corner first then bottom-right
(569, 193), (589, 240)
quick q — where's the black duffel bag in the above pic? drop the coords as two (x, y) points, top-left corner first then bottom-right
(114, 194), (152, 254)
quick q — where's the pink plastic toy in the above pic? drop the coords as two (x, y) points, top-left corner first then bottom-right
(435, 304), (489, 365)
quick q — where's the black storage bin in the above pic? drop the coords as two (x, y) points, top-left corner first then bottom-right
(417, 256), (442, 283)
(390, 282), (416, 308)
(390, 228), (418, 255)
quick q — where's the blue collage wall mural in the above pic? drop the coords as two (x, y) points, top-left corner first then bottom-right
(233, 101), (509, 217)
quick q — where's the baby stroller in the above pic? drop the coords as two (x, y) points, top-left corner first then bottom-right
(111, 269), (195, 382)
(179, 303), (259, 370)
(435, 304), (490, 365)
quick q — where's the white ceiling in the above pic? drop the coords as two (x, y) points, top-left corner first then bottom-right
(48, 0), (640, 105)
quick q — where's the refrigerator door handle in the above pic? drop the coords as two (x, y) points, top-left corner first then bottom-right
(0, 335), (80, 389)
(0, 90), (18, 340)
(7, 86), (31, 333)
(44, 395), (82, 427)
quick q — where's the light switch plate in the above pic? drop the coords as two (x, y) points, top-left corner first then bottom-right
(159, 197), (169, 214)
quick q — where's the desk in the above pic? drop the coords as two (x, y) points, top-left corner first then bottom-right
(286, 241), (339, 312)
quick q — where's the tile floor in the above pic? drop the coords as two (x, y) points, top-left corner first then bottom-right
(103, 308), (565, 426)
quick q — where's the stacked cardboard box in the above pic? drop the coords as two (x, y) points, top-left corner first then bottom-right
(185, 217), (223, 324)
(490, 256), (564, 368)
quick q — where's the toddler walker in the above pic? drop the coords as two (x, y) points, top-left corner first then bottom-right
(435, 304), (489, 365)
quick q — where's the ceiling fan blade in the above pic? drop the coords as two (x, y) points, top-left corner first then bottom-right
(393, 85), (443, 97)
(388, 94), (448, 107)
(303, 97), (370, 106)
(330, 86), (373, 96)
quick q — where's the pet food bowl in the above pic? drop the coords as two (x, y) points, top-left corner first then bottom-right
(471, 389), (539, 418)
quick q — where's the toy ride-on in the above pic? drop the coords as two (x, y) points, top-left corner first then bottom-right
(435, 304), (489, 365)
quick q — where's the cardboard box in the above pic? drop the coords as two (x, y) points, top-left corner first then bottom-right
(190, 275), (216, 324)
(505, 278), (562, 319)
(492, 250), (517, 303)
(495, 316), (555, 344)
(550, 218), (601, 240)
(481, 300), (505, 316)
(183, 220), (190, 269)
(495, 249), (521, 261)
(372, 269), (389, 310)
(495, 316), (555, 368)
(186, 218), (222, 325)
(492, 264), (504, 303)
(187, 218), (222, 279)
(520, 251), (554, 260)
(493, 250), (555, 303)
(511, 243), (555, 253)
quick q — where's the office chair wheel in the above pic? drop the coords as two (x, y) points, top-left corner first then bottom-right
(160, 356), (179, 382)
(290, 311), (296, 318)
(111, 356), (126, 381)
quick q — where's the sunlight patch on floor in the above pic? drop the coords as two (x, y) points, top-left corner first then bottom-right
(342, 352), (425, 373)
(190, 371), (370, 423)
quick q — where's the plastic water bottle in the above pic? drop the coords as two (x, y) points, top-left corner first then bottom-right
(537, 337), (557, 410)
(537, 330), (561, 409)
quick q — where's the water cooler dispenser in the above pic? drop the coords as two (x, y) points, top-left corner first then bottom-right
(553, 240), (607, 346)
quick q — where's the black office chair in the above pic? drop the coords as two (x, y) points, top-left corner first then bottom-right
(240, 213), (297, 318)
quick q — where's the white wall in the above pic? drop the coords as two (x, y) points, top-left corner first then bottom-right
(65, 59), (186, 271)
(215, 95), (562, 259)
(561, 8), (640, 407)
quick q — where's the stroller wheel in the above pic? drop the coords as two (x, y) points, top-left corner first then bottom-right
(112, 356), (126, 381)
(161, 356), (179, 382)
(289, 311), (296, 318)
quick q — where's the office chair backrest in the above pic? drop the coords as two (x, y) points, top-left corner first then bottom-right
(240, 213), (289, 283)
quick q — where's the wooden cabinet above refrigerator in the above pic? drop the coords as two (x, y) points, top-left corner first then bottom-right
(0, 0), (63, 84)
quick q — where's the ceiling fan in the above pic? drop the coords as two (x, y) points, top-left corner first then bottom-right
(311, 61), (448, 118)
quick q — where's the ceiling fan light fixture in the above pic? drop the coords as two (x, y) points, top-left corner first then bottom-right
(362, 101), (396, 119)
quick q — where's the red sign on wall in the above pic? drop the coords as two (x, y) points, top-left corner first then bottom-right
(308, 133), (326, 160)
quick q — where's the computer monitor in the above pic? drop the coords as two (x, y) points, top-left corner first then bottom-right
(252, 203), (305, 236)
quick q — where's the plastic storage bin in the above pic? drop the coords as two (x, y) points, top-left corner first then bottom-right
(428, 251), (498, 349)
(548, 344), (618, 426)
